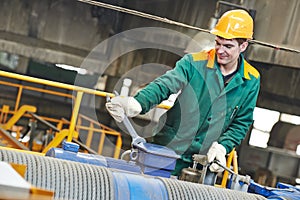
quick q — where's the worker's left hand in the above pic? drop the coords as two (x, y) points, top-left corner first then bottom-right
(207, 142), (227, 173)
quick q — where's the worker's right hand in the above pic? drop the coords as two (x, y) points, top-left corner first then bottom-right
(105, 96), (142, 122)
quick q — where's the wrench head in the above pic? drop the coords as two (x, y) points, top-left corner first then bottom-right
(132, 137), (146, 146)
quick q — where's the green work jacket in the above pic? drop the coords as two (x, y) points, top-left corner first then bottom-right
(134, 49), (260, 175)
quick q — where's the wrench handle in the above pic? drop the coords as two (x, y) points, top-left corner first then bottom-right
(123, 116), (146, 144)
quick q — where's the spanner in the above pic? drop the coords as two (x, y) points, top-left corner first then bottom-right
(107, 91), (146, 146)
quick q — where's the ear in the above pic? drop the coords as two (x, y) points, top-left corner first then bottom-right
(239, 41), (249, 53)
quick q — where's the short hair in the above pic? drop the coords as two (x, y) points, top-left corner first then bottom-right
(236, 38), (248, 45)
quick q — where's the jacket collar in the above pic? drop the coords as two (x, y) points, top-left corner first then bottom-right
(206, 49), (259, 80)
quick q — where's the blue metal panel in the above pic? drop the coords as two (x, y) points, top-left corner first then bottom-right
(111, 171), (168, 200)
(133, 143), (180, 170)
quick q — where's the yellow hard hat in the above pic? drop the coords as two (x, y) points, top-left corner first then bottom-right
(210, 9), (253, 39)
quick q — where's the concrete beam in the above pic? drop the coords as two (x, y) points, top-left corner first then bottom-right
(0, 31), (88, 67)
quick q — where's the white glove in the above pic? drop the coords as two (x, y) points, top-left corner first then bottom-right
(105, 96), (142, 122)
(207, 142), (227, 173)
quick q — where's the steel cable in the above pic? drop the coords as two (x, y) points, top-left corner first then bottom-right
(77, 0), (300, 54)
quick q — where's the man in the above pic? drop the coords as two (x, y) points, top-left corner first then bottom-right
(106, 9), (260, 176)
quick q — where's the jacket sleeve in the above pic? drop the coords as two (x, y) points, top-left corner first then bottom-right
(134, 55), (192, 114)
(218, 77), (260, 153)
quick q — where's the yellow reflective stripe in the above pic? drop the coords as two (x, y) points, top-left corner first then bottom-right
(243, 60), (260, 80)
(191, 51), (208, 61)
(207, 49), (215, 68)
(191, 49), (215, 68)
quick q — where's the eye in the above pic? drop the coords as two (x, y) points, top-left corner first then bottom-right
(224, 45), (234, 49)
(215, 41), (221, 46)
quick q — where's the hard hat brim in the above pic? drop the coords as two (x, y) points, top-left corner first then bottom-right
(210, 29), (236, 40)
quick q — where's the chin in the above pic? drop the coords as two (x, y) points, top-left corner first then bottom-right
(217, 58), (227, 65)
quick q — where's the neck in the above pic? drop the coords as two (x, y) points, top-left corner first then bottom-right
(219, 61), (238, 76)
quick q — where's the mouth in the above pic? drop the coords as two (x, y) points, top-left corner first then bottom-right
(217, 55), (227, 60)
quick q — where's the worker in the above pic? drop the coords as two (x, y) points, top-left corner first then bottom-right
(106, 9), (260, 176)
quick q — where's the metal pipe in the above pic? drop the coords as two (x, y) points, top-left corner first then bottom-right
(221, 149), (235, 187)
(67, 91), (83, 142)
(98, 131), (106, 154)
(0, 70), (114, 98)
(15, 86), (23, 112)
(0, 70), (170, 110)
(114, 135), (122, 158)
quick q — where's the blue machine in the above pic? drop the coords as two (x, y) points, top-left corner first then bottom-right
(45, 141), (300, 200)
(46, 141), (180, 178)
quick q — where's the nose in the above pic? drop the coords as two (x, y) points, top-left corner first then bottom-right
(216, 45), (226, 54)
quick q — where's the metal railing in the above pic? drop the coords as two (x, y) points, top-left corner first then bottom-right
(0, 70), (121, 158)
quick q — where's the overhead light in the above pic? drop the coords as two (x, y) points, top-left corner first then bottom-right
(55, 64), (87, 75)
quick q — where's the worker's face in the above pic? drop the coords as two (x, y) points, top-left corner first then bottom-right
(215, 36), (248, 66)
